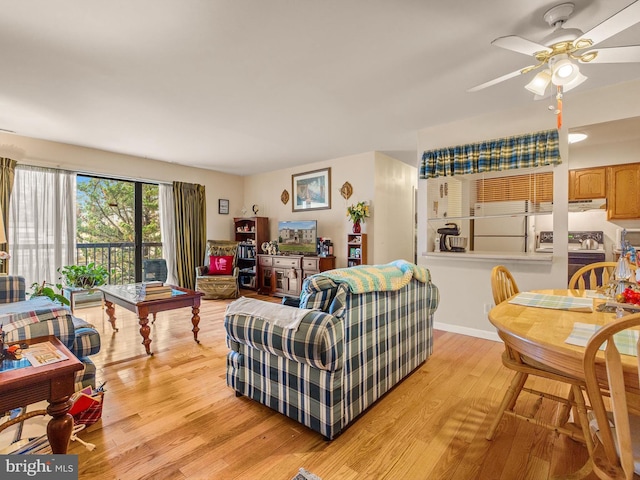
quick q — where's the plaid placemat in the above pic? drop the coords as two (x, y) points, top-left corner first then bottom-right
(508, 292), (594, 312)
(565, 322), (639, 356)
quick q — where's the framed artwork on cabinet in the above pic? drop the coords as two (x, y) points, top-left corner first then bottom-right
(218, 199), (229, 215)
(292, 167), (331, 212)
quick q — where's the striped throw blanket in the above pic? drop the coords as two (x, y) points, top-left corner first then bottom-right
(318, 260), (431, 293)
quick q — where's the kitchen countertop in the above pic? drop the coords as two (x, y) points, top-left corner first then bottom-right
(423, 251), (553, 263)
(535, 247), (606, 254)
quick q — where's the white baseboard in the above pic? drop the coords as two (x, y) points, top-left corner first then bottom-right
(433, 321), (501, 342)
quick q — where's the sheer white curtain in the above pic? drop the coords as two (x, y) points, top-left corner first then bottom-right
(9, 165), (76, 291)
(159, 183), (178, 285)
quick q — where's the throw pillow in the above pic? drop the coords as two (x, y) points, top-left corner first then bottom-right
(208, 255), (234, 275)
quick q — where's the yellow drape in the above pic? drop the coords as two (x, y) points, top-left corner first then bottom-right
(173, 182), (206, 289)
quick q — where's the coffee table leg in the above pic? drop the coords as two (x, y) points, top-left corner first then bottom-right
(46, 396), (74, 454)
(139, 314), (153, 355)
(191, 306), (201, 344)
(104, 300), (119, 332)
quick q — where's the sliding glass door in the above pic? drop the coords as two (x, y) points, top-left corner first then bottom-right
(76, 176), (160, 284)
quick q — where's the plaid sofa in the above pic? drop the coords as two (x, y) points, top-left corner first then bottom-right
(0, 276), (101, 390)
(224, 262), (439, 439)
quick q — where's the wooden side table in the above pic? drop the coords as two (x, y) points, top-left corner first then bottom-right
(0, 336), (84, 454)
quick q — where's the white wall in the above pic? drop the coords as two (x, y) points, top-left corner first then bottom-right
(373, 152), (417, 264)
(0, 133), (418, 271)
(0, 133), (245, 241)
(243, 151), (417, 267)
(417, 79), (640, 339)
(242, 152), (375, 268)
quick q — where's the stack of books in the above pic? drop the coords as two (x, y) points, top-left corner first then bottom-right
(140, 281), (173, 300)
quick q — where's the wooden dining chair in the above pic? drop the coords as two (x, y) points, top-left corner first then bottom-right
(491, 265), (520, 304)
(583, 313), (640, 480)
(569, 261), (637, 291)
(487, 266), (592, 447)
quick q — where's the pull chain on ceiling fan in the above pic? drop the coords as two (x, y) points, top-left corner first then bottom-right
(468, 1), (640, 101)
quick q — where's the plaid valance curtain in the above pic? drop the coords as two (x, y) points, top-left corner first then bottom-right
(419, 129), (561, 179)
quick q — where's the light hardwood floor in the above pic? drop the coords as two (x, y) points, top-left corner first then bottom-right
(62, 290), (596, 480)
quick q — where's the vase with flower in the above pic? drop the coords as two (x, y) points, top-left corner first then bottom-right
(0, 251), (10, 275)
(347, 201), (370, 233)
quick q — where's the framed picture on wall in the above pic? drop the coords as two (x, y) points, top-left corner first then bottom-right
(292, 167), (331, 212)
(218, 199), (229, 215)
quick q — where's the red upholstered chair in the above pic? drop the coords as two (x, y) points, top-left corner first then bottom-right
(195, 240), (239, 299)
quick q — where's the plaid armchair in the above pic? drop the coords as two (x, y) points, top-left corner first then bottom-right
(224, 261), (439, 440)
(0, 275), (101, 390)
(195, 240), (240, 299)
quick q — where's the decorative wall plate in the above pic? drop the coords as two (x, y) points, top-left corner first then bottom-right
(281, 189), (289, 205)
(340, 181), (353, 200)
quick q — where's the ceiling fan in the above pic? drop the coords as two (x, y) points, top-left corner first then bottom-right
(468, 1), (640, 97)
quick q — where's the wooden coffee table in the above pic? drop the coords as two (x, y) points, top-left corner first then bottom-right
(99, 284), (204, 355)
(0, 335), (84, 454)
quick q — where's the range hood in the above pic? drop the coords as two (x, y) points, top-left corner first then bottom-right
(568, 198), (607, 212)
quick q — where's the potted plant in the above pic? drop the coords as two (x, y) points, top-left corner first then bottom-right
(58, 263), (110, 289)
(29, 281), (70, 306)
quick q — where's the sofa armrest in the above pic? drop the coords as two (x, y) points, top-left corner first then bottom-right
(225, 308), (343, 371)
(3, 312), (76, 351)
(0, 275), (26, 303)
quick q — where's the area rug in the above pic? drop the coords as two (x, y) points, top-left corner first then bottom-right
(291, 468), (322, 480)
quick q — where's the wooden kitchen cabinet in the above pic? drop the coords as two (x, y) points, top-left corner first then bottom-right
(569, 167), (607, 200)
(607, 163), (640, 220)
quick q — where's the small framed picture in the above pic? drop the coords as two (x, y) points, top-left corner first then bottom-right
(218, 199), (229, 215)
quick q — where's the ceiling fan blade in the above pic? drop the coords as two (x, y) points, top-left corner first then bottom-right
(580, 45), (640, 63)
(491, 35), (551, 56)
(576, 1), (640, 47)
(467, 66), (536, 93)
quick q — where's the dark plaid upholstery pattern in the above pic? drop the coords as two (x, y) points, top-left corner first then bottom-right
(225, 310), (343, 371)
(299, 276), (339, 312)
(0, 276), (26, 303)
(0, 276), (101, 389)
(225, 267), (439, 439)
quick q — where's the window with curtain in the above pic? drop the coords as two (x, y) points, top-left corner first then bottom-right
(426, 166), (554, 221)
(422, 129), (560, 222)
(9, 165), (76, 290)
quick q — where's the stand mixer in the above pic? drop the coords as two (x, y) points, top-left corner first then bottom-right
(437, 222), (466, 252)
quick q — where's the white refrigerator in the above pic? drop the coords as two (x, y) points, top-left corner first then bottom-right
(473, 201), (528, 253)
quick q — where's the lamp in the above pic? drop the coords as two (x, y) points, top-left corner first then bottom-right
(525, 69), (552, 96)
(562, 71), (588, 92)
(549, 54), (579, 86)
(568, 132), (588, 144)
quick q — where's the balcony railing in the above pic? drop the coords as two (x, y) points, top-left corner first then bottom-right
(77, 242), (163, 285)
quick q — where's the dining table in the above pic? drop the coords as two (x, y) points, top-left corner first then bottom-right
(488, 288), (640, 402)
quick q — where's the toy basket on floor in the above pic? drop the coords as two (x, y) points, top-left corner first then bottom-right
(70, 390), (104, 426)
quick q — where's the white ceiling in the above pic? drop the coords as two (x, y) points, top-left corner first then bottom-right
(1, 0), (639, 175)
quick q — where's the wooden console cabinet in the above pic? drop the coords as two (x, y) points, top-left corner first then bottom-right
(258, 254), (335, 297)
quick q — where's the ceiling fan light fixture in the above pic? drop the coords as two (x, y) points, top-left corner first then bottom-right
(550, 55), (579, 85)
(562, 71), (587, 92)
(525, 69), (552, 96)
